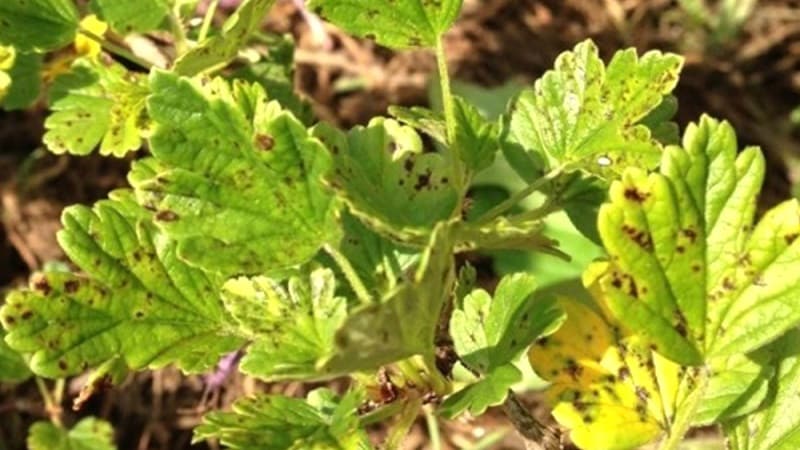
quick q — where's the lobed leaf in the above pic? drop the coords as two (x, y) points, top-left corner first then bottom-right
(173, 0), (276, 76)
(131, 71), (338, 277)
(0, 329), (31, 382)
(453, 96), (500, 172)
(506, 40), (683, 178)
(222, 269), (347, 382)
(0, 0), (79, 52)
(194, 388), (370, 449)
(314, 118), (459, 242)
(307, 0), (463, 49)
(28, 417), (115, 450)
(0, 191), (243, 377)
(597, 116), (800, 364)
(44, 58), (149, 157)
(0, 45), (42, 110)
(90, 0), (170, 34)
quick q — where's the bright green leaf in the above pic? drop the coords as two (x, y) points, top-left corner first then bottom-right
(506, 40), (683, 178)
(44, 58), (149, 157)
(28, 417), (115, 450)
(90, 0), (170, 34)
(173, 0), (276, 76)
(597, 116), (800, 364)
(453, 96), (499, 172)
(131, 71), (338, 277)
(694, 352), (773, 426)
(194, 388), (370, 449)
(0, 329), (30, 382)
(313, 118), (459, 243)
(0, 0), (79, 52)
(222, 269), (347, 381)
(438, 364), (521, 419)
(725, 330), (800, 450)
(321, 221), (454, 374)
(307, 0), (464, 49)
(0, 191), (242, 377)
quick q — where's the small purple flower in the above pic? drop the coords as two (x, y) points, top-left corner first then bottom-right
(205, 351), (242, 389)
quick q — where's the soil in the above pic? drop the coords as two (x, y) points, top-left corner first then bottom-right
(1, 0), (800, 449)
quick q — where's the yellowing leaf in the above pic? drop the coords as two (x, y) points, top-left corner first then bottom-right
(74, 15), (108, 57)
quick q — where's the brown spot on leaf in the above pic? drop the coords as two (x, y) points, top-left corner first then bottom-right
(155, 210), (179, 222)
(64, 280), (80, 294)
(32, 275), (52, 295)
(254, 134), (274, 151)
(623, 188), (649, 203)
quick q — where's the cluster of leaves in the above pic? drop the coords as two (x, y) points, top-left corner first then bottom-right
(2, 1), (800, 450)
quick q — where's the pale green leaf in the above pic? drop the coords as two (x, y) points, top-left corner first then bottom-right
(388, 105), (446, 144)
(1, 48), (42, 110)
(598, 116), (800, 365)
(0, 191), (242, 377)
(0, 329), (30, 382)
(194, 388), (370, 449)
(724, 330), (800, 450)
(44, 58), (149, 157)
(173, 0), (276, 75)
(453, 96), (499, 172)
(0, 0), (79, 52)
(506, 39), (683, 177)
(693, 353), (773, 425)
(131, 71), (338, 277)
(438, 364), (521, 419)
(28, 417), (115, 450)
(313, 118), (458, 242)
(90, 0), (169, 34)
(222, 269), (347, 381)
(321, 221), (454, 374)
(307, 0), (463, 49)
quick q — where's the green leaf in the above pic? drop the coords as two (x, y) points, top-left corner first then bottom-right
(90, 0), (170, 34)
(0, 47), (42, 110)
(451, 273), (565, 373)
(194, 388), (370, 449)
(307, 0), (464, 49)
(694, 352), (773, 426)
(597, 115), (800, 364)
(0, 329), (30, 382)
(0, 191), (242, 377)
(313, 118), (459, 242)
(222, 269), (347, 381)
(44, 58), (149, 157)
(173, 0), (276, 75)
(441, 273), (563, 418)
(724, 330), (800, 450)
(0, 0), (79, 52)
(453, 96), (499, 172)
(438, 364), (521, 418)
(506, 39), (683, 178)
(388, 105), (446, 144)
(131, 71), (338, 277)
(321, 221), (454, 374)
(28, 417), (115, 450)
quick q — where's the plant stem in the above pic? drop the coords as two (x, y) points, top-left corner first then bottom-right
(359, 400), (405, 426)
(384, 394), (423, 450)
(78, 28), (154, 70)
(436, 37), (466, 199)
(424, 406), (442, 450)
(475, 166), (565, 226)
(503, 391), (561, 450)
(198, 0), (220, 42)
(169, 8), (189, 55)
(34, 377), (62, 428)
(324, 244), (372, 304)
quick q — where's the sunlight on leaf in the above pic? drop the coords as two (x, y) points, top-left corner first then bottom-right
(28, 417), (115, 450)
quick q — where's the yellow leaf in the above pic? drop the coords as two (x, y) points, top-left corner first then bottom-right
(74, 15), (108, 57)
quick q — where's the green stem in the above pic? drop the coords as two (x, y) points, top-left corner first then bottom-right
(78, 28), (153, 70)
(475, 166), (565, 226)
(324, 244), (372, 304)
(198, 0), (220, 42)
(424, 406), (442, 450)
(35, 378), (62, 428)
(359, 401), (405, 426)
(169, 8), (189, 55)
(384, 395), (423, 450)
(436, 37), (467, 202)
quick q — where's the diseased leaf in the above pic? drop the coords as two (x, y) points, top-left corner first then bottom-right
(0, 329), (30, 382)
(307, 0), (464, 49)
(28, 417), (115, 450)
(0, 191), (243, 377)
(0, 0), (79, 52)
(506, 40), (683, 178)
(321, 221), (454, 374)
(44, 58), (149, 157)
(222, 269), (347, 381)
(90, 0), (170, 34)
(173, 0), (276, 75)
(131, 71), (338, 277)
(194, 388), (370, 449)
(725, 330), (800, 450)
(314, 118), (459, 242)
(443, 273), (564, 418)
(597, 116), (800, 364)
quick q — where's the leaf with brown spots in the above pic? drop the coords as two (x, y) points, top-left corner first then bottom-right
(598, 116), (800, 365)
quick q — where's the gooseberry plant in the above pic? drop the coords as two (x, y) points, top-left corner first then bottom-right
(2, 1), (800, 449)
